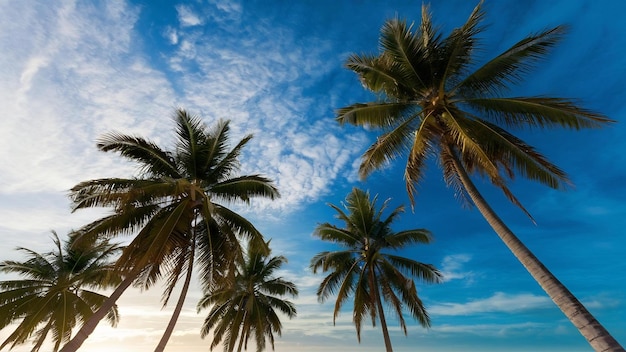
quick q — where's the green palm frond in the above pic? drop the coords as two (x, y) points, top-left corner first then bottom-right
(464, 96), (613, 129)
(337, 102), (412, 128)
(211, 175), (280, 203)
(438, 1), (484, 89)
(380, 18), (431, 92)
(97, 133), (178, 178)
(206, 134), (252, 181)
(359, 112), (420, 179)
(456, 26), (566, 95)
(174, 109), (208, 177)
(201, 119), (231, 175)
(345, 54), (400, 94)
(384, 229), (432, 248)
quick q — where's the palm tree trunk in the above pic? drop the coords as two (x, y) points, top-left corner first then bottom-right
(60, 273), (137, 352)
(448, 146), (624, 352)
(370, 267), (393, 352)
(154, 241), (195, 352)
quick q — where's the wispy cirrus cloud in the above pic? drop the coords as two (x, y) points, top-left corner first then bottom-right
(429, 292), (552, 316)
(439, 254), (476, 283)
(162, 3), (367, 213)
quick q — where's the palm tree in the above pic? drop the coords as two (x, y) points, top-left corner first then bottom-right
(0, 231), (122, 352)
(198, 240), (298, 352)
(310, 187), (441, 352)
(59, 108), (279, 352)
(336, 3), (622, 351)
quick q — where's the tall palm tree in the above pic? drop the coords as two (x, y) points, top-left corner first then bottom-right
(310, 187), (441, 352)
(198, 240), (298, 352)
(0, 231), (122, 352)
(336, 3), (622, 351)
(59, 108), (279, 352)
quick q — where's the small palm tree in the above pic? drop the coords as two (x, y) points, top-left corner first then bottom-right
(310, 188), (441, 352)
(60, 108), (279, 352)
(0, 231), (122, 352)
(198, 241), (298, 352)
(336, 3), (623, 350)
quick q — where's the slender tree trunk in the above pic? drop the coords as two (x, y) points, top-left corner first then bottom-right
(370, 267), (393, 352)
(154, 240), (195, 352)
(60, 273), (138, 352)
(448, 146), (624, 352)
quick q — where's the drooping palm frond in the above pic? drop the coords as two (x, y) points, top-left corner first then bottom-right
(97, 133), (179, 178)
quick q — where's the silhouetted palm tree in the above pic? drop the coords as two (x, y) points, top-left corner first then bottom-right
(336, 3), (621, 350)
(0, 231), (122, 351)
(198, 241), (297, 352)
(60, 109), (279, 352)
(311, 188), (441, 352)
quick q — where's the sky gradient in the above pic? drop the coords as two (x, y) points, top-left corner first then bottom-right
(1, 1), (625, 351)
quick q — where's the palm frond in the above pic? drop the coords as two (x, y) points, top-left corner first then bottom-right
(359, 112), (419, 179)
(336, 102), (413, 127)
(464, 96), (614, 129)
(211, 175), (279, 203)
(438, 1), (484, 89)
(456, 26), (567, 95)
(206, 134), (253, 181)
(97, 133), (178, 178)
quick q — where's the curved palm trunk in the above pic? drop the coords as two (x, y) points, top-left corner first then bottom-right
(60, 273), (137, 352)
(448, 146), (624, 352)
(370, 267), (393, 352)
(154, 242), (195, 352)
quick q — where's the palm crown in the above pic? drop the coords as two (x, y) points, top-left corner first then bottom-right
(311, 188), (441, 351)
(0, 232), (122, 351)
(337, 3), (612, 216)
(198, 241), (298, 352)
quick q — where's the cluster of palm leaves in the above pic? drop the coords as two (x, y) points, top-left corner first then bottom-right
(0, 232), (122, 351)
(1, 1), (623, 351)
(0, 109), (300, 352)
(311, 188), (441, 352)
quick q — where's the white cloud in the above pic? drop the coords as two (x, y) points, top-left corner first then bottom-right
(176, 5), (203, 27)
(164, 27), (179, 45)
(159, 11), (368, 214)
(429, 292), (552, 316)
(439, 253), (475, 283)
(431, 321), (548, 337)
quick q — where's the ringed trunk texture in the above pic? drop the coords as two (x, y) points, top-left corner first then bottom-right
(153, 244), (195, 352)
(60, 273), (137, 352)
(449, 149), (624, 352)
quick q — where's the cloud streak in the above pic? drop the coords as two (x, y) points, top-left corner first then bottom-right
(429, 292), (552, 316)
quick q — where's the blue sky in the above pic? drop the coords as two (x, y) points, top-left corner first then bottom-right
(0, 0), (625, 351)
